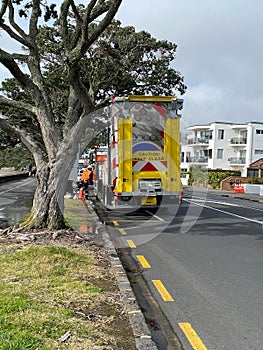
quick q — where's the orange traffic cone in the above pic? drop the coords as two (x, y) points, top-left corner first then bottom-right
(234, 184), (239, 193)
(78, 187), (85, 200)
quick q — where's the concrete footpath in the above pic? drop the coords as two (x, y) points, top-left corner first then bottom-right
(185, 185), (263, 203)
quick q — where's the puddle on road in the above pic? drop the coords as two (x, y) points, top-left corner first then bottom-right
(0, 200), (33, 228)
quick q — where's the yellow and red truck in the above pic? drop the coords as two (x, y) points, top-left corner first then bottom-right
(93, 95), (183, 210)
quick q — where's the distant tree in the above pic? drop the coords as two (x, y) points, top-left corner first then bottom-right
(0, 0), (186, 229)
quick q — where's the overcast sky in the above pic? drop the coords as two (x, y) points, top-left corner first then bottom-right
(116, 0), (263, 128)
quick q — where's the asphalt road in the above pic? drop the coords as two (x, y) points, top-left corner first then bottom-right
(2, 179), (263, 349)
(103, 189), (263, 350)
(0, 177), (36, 227)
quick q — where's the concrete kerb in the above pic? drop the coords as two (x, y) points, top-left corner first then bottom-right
(0, 172), (29, 184)
(216, 191), (263, 204)
(85, 201), (158, 350)
(185, 186), (263, 204)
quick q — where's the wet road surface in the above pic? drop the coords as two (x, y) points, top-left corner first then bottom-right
(0, 177), (36, 228)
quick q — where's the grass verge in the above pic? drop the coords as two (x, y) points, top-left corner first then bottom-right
(0, 199), (137, 350)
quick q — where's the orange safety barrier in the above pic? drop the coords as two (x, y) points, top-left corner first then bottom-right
(234, 184), (244, 193)
(78, 187), (85, 200)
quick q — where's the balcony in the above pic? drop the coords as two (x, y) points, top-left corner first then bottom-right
(229, 137), (247, 145)
(228, 157), (246, 164)
(186, 157), (208, 163)
(187, 138), (210, 145)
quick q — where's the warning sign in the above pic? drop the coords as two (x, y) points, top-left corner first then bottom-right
(133, 151), (165, 161)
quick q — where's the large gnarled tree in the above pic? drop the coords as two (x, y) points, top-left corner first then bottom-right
(0, 0), (123, 229)
(0, 0), (186, 229)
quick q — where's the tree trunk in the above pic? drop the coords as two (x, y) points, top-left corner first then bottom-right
(23, 163), (67, 229)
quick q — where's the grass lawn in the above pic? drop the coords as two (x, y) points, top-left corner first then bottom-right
(0, 199), (137, 350)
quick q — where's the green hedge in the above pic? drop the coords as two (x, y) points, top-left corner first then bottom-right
(188, 166), (241, 189)
(248, 177), (263, 184)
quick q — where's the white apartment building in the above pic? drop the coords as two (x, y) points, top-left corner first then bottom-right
(181, 121), (263, 177)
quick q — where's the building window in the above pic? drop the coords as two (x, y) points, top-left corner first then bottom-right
(247, 169), (259, 177)
(255, 150), (263, 155)
(217, 149), (224, 159)
(200, 130), (213, 140)
(256, 129), (263, 134)
(218, 129), (225, 139)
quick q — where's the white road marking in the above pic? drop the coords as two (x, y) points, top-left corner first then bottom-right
(189, 198), (240, 207)
(0, 178), (35, 195)
(145, 210), (164, 222)
(186, 197), (263, 212)
(184, 199), (263, 225)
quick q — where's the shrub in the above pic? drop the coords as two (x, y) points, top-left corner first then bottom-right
(188, 167), (241, 189)
(248, 177), (263, 184)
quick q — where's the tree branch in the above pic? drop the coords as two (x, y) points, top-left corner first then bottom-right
(12, 53), (28, 62)
(29, 0), (41, 43)
(0, 95), (36, 115)
(0, 48), (61, 157)
(60, 0), (71, 50)
(88, 0), (111, 23)
(0, 22), (30, 48)
(85, 0), (122, 48)
(0, 0), (8, 19)
(0, 116), (44, 165)
(0, 1), (33, 49)
(7, 0), (28, 41)
(0, 49), (34, 89)
(68, 0), (122, 63)
(69, 0), (83, 24)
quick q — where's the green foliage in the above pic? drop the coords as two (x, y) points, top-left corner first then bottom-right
(0, 19), (186, 168)
(0, 79), (44, 144)
(0, 145), (34, 170)
(208, 169), (240, 189)
(188, 166), (208, 186)
(15, 1), (58, 22)
(180, 171), (189, 178)
(85, 20), (187, 100)
(0, 130), (20, 149)
(188, 167), (241, 189)
(35, 19), (186, 111)
(248, 177), (263, 184)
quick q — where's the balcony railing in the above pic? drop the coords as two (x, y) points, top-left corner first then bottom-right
(228, 157), (246, 164)
(186, 157), (208, 163)
(229, 137), (247, 145)
(187, 138), (210, 145)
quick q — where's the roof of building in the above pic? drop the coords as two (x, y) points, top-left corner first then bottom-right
(188, 121), (263, 129)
